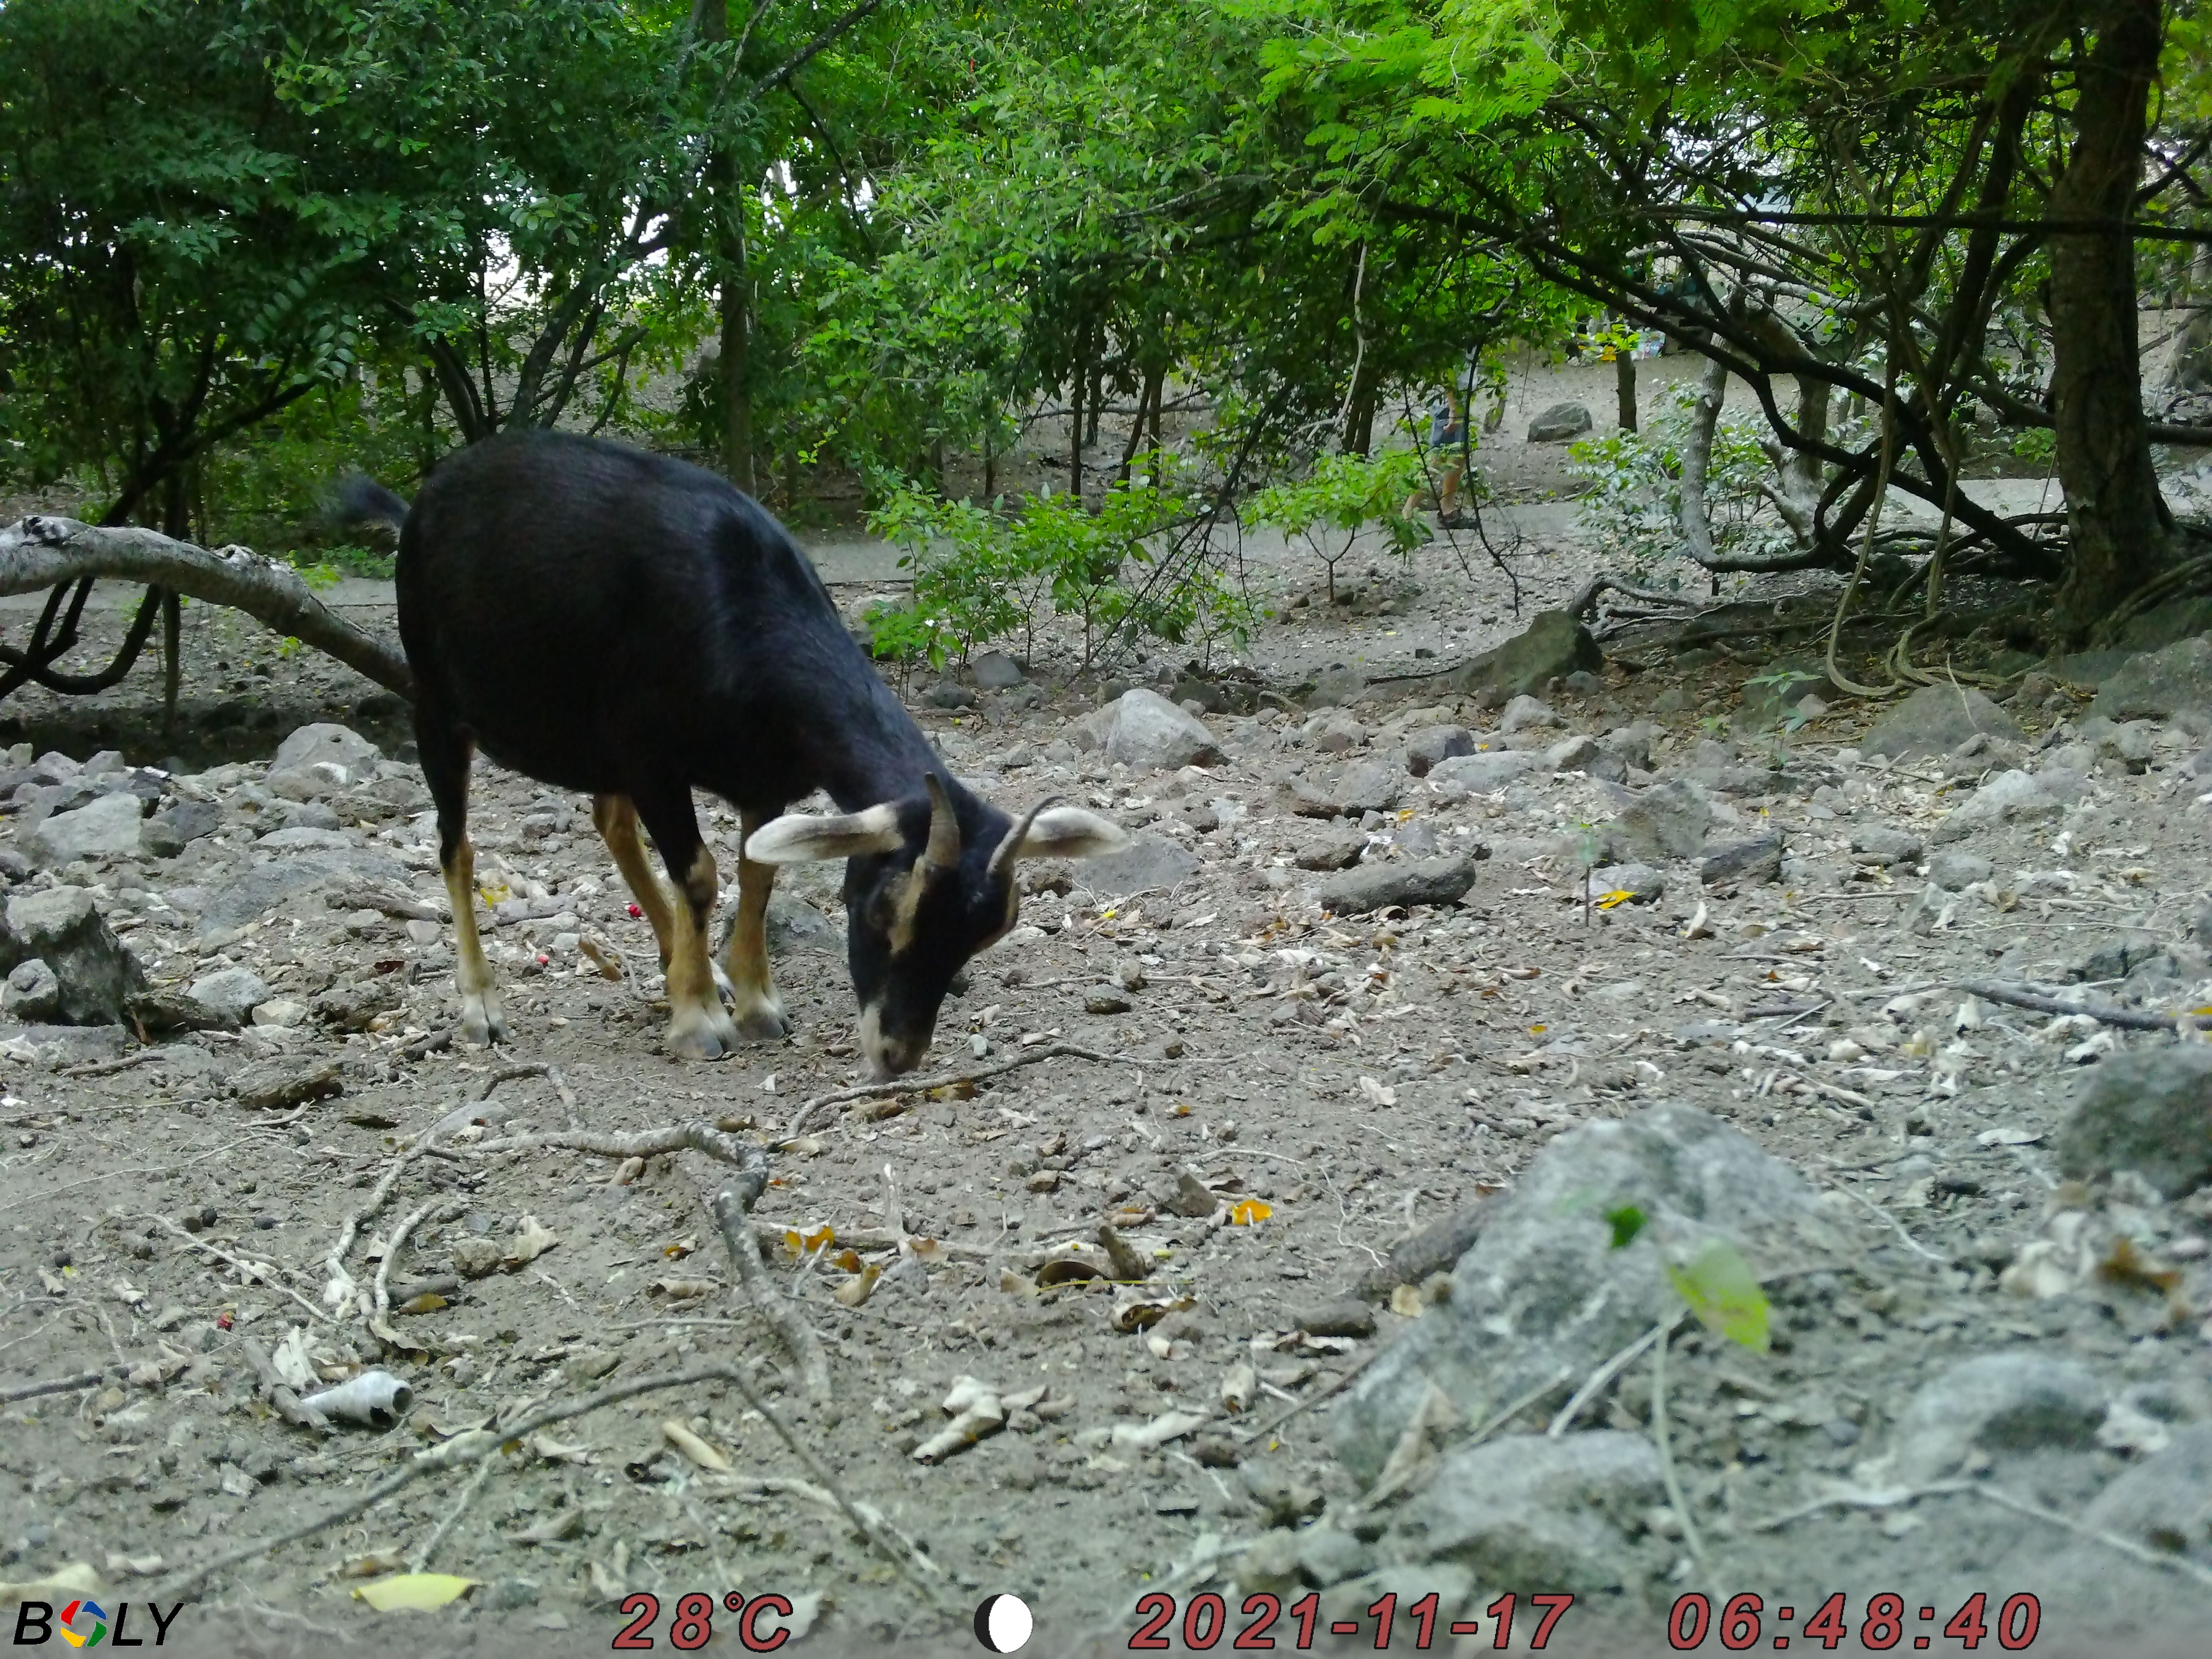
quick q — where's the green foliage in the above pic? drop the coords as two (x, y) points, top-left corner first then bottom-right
(1566, 384), (1797, 574)
(868, 465), (1248, 672)
(1666, 1238), (1772, 1353)
(1246, 449), (1431, 600)
(1604, 1205), (1647, 1249)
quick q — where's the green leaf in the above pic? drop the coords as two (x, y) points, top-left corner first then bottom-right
(1604, 1204), (1646, 1249)
(1666, 1239), (1770, 1353)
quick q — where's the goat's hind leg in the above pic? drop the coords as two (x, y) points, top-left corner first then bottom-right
(592, 794), (677, 967)
(420, 717), (506, 1046)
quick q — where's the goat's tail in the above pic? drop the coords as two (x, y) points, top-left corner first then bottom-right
(327, 472), (411, 532)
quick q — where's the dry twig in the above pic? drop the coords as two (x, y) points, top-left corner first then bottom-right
(712, 1169), (831, 1404)
(781, 1041), (1128, 1137)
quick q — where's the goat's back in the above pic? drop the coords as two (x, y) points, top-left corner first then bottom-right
(395, 431), (858, 805)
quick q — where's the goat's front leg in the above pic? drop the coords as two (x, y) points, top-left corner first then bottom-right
(592, 793), (676, 968)
(720, 811), (793, 1041)
(661, 843), (743, 1060)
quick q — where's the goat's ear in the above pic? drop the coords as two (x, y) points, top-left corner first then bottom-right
(1012, 806), (1129, 860)
(745, 804), (904, 864)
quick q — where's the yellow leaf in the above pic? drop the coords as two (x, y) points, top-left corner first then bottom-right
(828, 1248), (864, 1274)
(833, 1264), (881, 1308)
(1595, 889), (1636, 909)
(1529, 1024), (1546, 1034)
(1229, 1198), (1272, 1226)
(354, 1573), (477, 1612)
(783, 1224), (834, 1255)
(476, 883), (511, 907)
(1666, 1239), (1771, 1353)
(1169, 1102), (1191, 1118)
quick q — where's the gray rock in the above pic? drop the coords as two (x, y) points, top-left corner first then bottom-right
(2078, 929), (2163, 983)
(1392, 1432), (1662, 1593)
(1736, 664), (1836, 729)
(971, 650), (1024, 690)
(24, 790), (145, 865)
(256, 826), (354, 851)
(1334, 759), (1402, 814)
(231, 1057), (344, 1112)
(1589, 862), (1664, 902)
(1086, 833), (1204, 896)
(1427, 751), (1541, 796)
(190, 966), (273, 1023)
(1597, 723), (1655, 772)
(1295, 831), (1366, 872)
(1451, 611), (1603, 700)
(2056, 1044), (2212, 1199)
(1863, 684), (2023, 758)
(926, 679), (978, 710)
(1885, 1353), (2109, 1482)
(1288, 1300), (1377, 1338)
(2080, 1423), (2212, 1559)
(1945, 767), (2087, 826)
(1403, 725), (1474, 777)
(195, 849), (409, 940)
(1544, 733), (1600, 771)
(1499, 695), (1559, 734)
(2, 959), (63, 1022)
(1305, 662), (1366, 709)
(2091, 634), (2212, 723)
(1089, 689), (1223, 770)
(1304, 712), (1366, 753)
(0, 886), (149, 1025)
(142, 800), (222, 859)
(1293, 1525), (1373, 1589)
(1319, 855), (1481, 915)
(1607, 780), (1710, 863)
(1526, 401), (1594, 443)
(1929, 851), (1994, 891)
(764, 894), (840, 952)
(1700, 835), (1783, 886)
(1850, 826), (1925, 864)
(280, 801), (342, 832)
(271, 722), (381, 778)
(1331, 1103), (1849, 1482)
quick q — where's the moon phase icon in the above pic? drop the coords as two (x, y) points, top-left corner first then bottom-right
(974, 1593), (1034, 1652)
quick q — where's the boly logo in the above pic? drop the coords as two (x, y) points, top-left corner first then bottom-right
(13, 1600), (184, 1648)
(54, 1605), (102, 1651)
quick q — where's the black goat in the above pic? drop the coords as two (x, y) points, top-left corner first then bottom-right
(337, 431), (1125, 1075)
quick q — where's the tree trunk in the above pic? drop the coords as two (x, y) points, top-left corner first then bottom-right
(1341, 367), (1377, 457)
(1678, 356), (1729, 566)
(1615, 350), (1637, 432)
(697, 1), (753, 495)
(1118, 362), (1164, 486)
(2047, 0), (2168, 638)
(1069, 359), (1085, 502)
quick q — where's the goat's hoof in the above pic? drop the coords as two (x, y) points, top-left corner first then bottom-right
(732, 1002), (792, 1043)
(667, 1010), (740, 1061)
(458, 1002), (508, 1048)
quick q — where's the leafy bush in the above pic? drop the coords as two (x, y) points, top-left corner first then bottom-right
(864, 460), (1252, 674)
(1244, 449), (1431, 601)
(1567, 383), (1799, 574)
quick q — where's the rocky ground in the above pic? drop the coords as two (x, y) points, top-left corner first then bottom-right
(4, 538), (2212, 1659)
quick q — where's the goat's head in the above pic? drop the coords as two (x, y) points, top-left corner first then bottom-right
(744, 775), (1126, 1076)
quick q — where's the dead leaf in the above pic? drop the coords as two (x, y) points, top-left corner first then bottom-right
(1036, 1258), (1105, 1288)
(1111, 1293), (1193, 1333)
(660, 1420), (733, 1473)
(902, 1236), (946, 1265)
(1357, 1076), (1396, 1108)
(1111, 1410), (1209, 1451)
(783, 1224), (836, 1256)
(832, 1264), (882, 1308)
(578, 937), (622, 980)
(1221, 1363), (1255, 1412)
(272, 1326), (317, 1391)
(338, 1551), (407, 1579)
(1229, 1198), (1272, 1226)
(510, 1508), (584, 1546)
(502, 1215), (558, 1269)
(661, 1238), (698, 1260)
(645, 1278), (719, 1301)
(354, 1573), (477, 1612)
(588, 1541), (629, 1603)
(529, 1432), (594, 1464)
(1388, 1283), (1427, 1318)
(396, 1292), (450, 1315)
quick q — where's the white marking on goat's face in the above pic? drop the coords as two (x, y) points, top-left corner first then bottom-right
(857, 1002), (924, 1079)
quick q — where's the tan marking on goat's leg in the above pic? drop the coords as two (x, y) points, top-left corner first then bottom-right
(664, 843), (740, 1061)
(722, 811), (792, 1041)
(440, 833), (507, 1046)
(593, 793), (675, 967)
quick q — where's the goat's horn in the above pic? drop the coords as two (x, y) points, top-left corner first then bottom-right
(987, 795), (1064, 886)
(923, 772), (961, 870)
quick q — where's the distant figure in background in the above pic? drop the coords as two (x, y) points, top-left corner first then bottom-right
(1405, 386), (1468, 520)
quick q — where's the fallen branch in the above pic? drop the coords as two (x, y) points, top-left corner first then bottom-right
(144, 1214), (331, 1326)
(1, 1364), (125, 1404)
(713, 1176), (832, 1405)
(407, 1457), (495, 1574)
(0, 516), (411, 700)
(1965, 980), (2210, 1034)
(236, 1336), (333, 1436)
(465, 1120), (760, 1165)
(322, 1124), (451, 1315)
(1548, 1311), (1686, 1438)
(369, 1199), (457, 1351)
(1566, 573), (1699, 621)
(151, 1360), (948, 1611)
(781, 1041), (1128, 1137)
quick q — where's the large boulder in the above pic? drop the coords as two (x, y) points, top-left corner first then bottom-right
(191, 847), (411, 943)
(1861, 684), (2022, 759)
(1427, 751), (1543, 796)
(1332, 1103), (1852, 1482)
(1941, 766), (2088, 828)
(0, 886), (149, 1025)
(1086, 689), (1223, 771)
(266, 722), (382, 799)
(23, 790), (145, 866)
(1319, 854), (1482, 915)
(1403, 726), (1475, 776)
(1392, 1432), (1664, 1594)
(1084, 833), (1204, 896)
(1452, 611), (1603, 701)
(1605, 779), (1711, 863)
(1880, 1353), (2109, 1484)
(2056, 1044), (2212, 1199)
(2089, 635), (2212, 724)
(1526, 402), (1594, 442)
